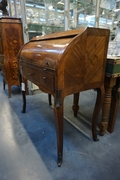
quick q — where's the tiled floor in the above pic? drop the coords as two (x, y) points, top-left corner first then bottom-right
(0, 73), (120, 180)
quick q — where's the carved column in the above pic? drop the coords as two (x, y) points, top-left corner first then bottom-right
(107, 77), (120, 133)
(98, 76), (117, 135)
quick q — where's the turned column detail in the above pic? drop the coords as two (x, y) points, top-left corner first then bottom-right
(99, 77), (117, 135)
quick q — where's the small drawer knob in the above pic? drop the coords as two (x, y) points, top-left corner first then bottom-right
(46, 61), (50, 66)
(43, 76), (47, 83)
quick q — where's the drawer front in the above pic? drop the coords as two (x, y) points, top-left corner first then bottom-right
(40, 72), (54, 92)
(106, 58), (120, 77)
(22, 66), (40, 86)
(20, 64), (55, 92)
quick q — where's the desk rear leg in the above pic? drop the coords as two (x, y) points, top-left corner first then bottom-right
(72, 93), (80, 116)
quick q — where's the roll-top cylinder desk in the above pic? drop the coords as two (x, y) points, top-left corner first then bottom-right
(0, 17), (23, 97)
(18, 27), (110, 166)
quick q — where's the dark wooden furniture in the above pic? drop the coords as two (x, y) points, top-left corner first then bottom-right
(18, 27), (110, 166)
(0, 17), (23, 97)
(98, 57), (120, 135)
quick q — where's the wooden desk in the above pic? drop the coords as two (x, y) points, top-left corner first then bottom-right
(99, 56), (120, 135)
(18, 27), (109, 166)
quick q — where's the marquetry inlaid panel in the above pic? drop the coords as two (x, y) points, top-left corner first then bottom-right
(0, 17), (23, 97)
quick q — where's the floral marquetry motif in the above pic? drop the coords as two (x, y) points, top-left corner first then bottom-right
(0, 17), (23, 97)
(5, 59), (19, 81)
(5, 26), (21, 57)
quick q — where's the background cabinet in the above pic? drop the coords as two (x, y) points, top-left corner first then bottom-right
(0, 17), (23, 97)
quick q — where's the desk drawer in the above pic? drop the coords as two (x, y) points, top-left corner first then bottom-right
(40, 72), (54, 92)
(22, 66), (40, 86)
(106, 58), (120, 77)
(20, 65), (55, 92)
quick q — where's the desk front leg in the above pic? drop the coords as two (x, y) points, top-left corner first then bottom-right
(21, 77), (27, 113)
(54, 90), (64, 167)
(99, 77), (116, 136)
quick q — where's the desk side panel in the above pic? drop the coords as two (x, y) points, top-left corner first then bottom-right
(58, 28), (110, 95)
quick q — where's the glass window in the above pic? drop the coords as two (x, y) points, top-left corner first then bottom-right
(6, 0), (120, 41)
(99, 0), (119, 40)
(69, 0), (96, 29)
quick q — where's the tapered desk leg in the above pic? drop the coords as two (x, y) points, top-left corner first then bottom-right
(72, 93), (80, 117)
(107, 77), (120, 133)
(21, 78), (27, 113)
(54, 91), (64, 167)
(72, 87), (104, 141)
(98, 77), (116, 136)
(22, 89), (26, 113)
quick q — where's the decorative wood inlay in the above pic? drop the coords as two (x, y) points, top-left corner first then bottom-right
(0, 17), (23, 97)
